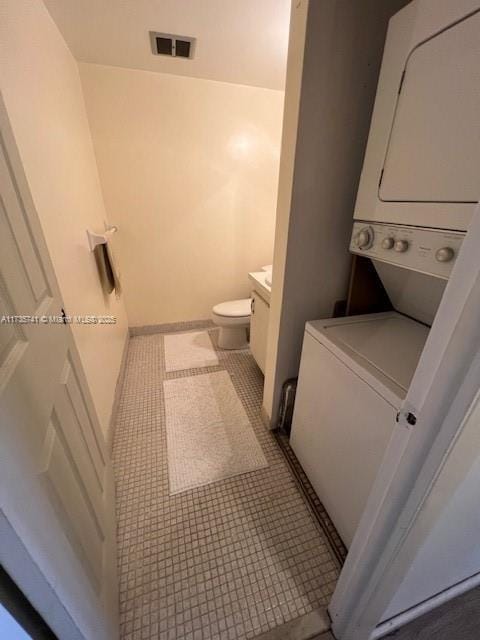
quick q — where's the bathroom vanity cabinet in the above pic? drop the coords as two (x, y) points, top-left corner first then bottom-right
(250, 292), (269, 373)
(248, 272), (271, 374)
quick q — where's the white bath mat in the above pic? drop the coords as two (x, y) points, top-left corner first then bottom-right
(163, 330), (219, 372)
(164, 371), (268, 494)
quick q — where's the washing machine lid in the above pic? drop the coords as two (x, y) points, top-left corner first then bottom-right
(306, 312), (429, 405)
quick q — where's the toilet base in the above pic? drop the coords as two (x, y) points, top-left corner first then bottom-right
(218, 326), (248, 350)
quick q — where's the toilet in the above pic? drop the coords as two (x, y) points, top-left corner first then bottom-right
(211, 298), (251, 349)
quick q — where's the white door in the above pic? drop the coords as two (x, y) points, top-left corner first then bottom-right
(0, 98), (118, 639)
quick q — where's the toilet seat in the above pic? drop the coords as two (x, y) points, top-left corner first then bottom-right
(212, 298), (251, 319)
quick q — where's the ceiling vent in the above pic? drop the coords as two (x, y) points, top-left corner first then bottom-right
(149, 32), (196, 59)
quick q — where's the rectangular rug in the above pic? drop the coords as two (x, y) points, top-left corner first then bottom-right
(163, 330), (219, 372)
(164, 371), (268, 494)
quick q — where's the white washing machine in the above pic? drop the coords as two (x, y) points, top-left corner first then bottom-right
(290, 223), (463, 548)
(290, 312), (428, 548)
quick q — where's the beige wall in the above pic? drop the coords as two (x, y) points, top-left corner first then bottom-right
(263, 0), (309, 427)
(79, 63), (284, 327)
(1, 0), (129, 437)
(263, 0), (410, 426)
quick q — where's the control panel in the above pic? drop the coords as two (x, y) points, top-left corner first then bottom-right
(350, 221), (464, 279)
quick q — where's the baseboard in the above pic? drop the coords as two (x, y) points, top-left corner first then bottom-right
(107, 331), (130, 452)
(260, 404), (274, 430)
(274, 430), (347, 567)
(129, 318), (214, 336)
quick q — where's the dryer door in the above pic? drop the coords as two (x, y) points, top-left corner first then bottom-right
(380, 11), (480, 206)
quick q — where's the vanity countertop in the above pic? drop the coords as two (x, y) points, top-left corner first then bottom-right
(248, 271), (271, 304)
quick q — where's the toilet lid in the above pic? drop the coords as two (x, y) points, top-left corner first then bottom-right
(213, 298), (251, 318)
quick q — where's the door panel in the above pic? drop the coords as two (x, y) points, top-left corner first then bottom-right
(62, 359), (107, 489)
(0, 272), (27, 383)
(53, 368), (107, 534)
(0, 150), (50, 307)
(40, 412), (104, 593)
(0, 99), (118, 639)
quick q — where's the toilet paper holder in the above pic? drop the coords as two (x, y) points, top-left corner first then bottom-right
(87, 224), (118, 252)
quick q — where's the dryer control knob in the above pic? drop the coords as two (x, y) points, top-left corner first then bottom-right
(381, 237), (394, 250)
(355, 226), (374, 249)
(435, 247), (455, 263)
(394, 239), (409, 253)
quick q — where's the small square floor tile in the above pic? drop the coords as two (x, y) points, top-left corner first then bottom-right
(113, 327), (339, 640)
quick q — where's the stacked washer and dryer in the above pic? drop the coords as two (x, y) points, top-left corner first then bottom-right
(290, 0), (480, 548)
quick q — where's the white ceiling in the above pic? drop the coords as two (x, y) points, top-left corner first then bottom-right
(43, 0), (290, 90)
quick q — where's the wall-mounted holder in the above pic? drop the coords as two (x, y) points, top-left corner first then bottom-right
(86, 225), (118, 252)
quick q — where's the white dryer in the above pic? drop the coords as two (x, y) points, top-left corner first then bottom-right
(290, 312), (428, 547)
(355, 0), (480, 231)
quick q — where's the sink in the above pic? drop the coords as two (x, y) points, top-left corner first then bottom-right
(248, 271), (272, 303)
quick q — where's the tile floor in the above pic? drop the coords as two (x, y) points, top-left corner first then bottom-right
(112, 327), (340, 640)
